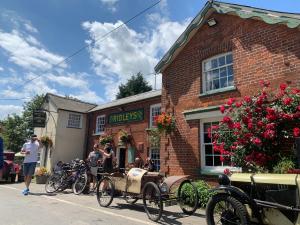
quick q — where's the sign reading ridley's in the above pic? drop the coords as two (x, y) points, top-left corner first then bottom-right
(108, 109), (144, 125)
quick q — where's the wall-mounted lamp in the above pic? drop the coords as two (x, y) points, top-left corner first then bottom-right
(207, 18), (217, 27)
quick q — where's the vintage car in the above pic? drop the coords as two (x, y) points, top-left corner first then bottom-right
(206, 173), (300, 225)
(96, 168), (199, 222)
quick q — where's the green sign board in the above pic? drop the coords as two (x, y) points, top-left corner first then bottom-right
(109, 109), (144, 125)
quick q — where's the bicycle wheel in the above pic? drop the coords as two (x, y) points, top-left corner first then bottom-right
(96, 177), (114, 207)
(45, 174), (61, 193)
(177, 180), (199, 215)
(72, 172), (88, 195)
(142, 182), (163, 222)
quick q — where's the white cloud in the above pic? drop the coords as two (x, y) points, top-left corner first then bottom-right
(0, 104), (23, 119)
(82, 16), (190, 100)
(99, 0), (119, 12)
(0, 29), (66, 71)
(24, 23), (38, 33)
(0, 66), (3, 71)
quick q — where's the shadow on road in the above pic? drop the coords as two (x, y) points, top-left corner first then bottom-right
(29, 192), (57, 196)
(109, 200), (205, 225)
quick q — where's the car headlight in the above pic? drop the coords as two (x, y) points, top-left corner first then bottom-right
(160, 182), (168, 193)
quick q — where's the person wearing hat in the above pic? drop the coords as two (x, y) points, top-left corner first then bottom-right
(21, 134), (41, 195)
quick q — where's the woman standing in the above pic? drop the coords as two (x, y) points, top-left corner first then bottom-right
(98, 143), (113, 173)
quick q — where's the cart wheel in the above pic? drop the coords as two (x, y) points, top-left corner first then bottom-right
(177, 180), (199, 215)
(96, 177), (114, 207)
(206, 194), (250, 225)
(125, 195), (139, 204)
(142, 182), (163, 222)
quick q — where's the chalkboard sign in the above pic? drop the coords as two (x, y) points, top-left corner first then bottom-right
(33, 110), (47, 127)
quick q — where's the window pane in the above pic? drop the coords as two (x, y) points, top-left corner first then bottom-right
(214, 156), (222, 166)
(227, 65), (233, 76)
(220, 78), (227, 88)
(204, 133), (211, 143)
(212, 59), (218, 68)
(226, 54), (233, 64)
(213, 79), (219, 89)
(212, 69), (219, 79)
(228, 76), (234, 86)
(204, 61), (211, 71)
(206, 156), (213, 166)
(220, 67), (227, 78)
(218, 56), (225, 66)
(205, 145), (213, 154)
(204, 123), (211, 132)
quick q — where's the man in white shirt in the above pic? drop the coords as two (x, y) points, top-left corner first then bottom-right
(21, 134), (40, 195)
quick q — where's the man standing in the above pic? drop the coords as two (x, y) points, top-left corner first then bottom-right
(21, 134), (40, 195)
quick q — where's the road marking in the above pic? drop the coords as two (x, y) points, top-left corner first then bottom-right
(0, 185), (156, 225)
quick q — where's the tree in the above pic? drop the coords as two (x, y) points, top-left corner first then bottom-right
(1, 94), (45, 152)
(116, 72), (152, 99)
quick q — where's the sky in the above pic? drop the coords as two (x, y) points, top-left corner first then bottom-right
(0, 0), (299, 119)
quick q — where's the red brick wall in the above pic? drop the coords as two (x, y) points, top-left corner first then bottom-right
(86, 96), (161, 165)
(161, 13), (300, 176)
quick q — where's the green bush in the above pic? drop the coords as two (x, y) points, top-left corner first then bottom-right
(179, 180), (214, 208)
(273, 157), (295, 174)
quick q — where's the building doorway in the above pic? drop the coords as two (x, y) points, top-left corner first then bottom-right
(118, 148), (126, 171)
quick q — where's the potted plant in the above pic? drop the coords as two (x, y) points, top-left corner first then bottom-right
(147, 128), (161, 147)
(119, 129), (131, 145)
(155, 112), (176, 134)
(40, 136), (53, 148)
(35, 167), (49, 184)
(99, 134), (113, 146)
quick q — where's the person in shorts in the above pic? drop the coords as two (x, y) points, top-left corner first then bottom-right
(21, 134), (41, 195)
(87, 144), (102, 191)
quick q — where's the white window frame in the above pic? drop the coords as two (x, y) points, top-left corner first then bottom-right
(150, 103), (161, 128)
(67, 113), (82, 129)
(95, 115), (105, 135)
(149, 147), (160, 172)
(202, 52), (234, 94)
(200, 116), (240, 174)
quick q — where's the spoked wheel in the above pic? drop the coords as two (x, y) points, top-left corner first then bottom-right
(72, 172), (88, 195)
(45, 174), (61, 193)
(96, 177), (114, 207)
(142, 182), (163, 222)
(206, 194), (250, 225)
(125, 195), (139, 204)
(177, 180), (199, 215)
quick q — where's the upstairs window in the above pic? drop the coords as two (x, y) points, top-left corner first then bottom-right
(150, 104), (161, 128)
(67, 113), (82, 128)
(202, 52), (233, 93)
(95, 115), (105, 134)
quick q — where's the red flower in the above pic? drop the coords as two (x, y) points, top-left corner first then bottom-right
(247, 122), (253, 130)
(235, 102), (242, 108)
(280, 83), (288, 91)
(293, 128), (300, 137)
(282, 113), (293, 120)
(220, 105), (226, 114)
(227, 98), (235, 106)
(259, 80), (270, 87)
(292, 88), (300, 94)
(244, 96), (252, 103)
(224, 168), (231, 175)
(234, 122), (242, 130)
(257, 121), (264, 128)
(253, 137), (262, 146)
(222, 116), (232, 124)
(266, 123), (275, 130)
(263, 129), (276, 139)
(283, 97), (293, 106)
(297, 105), (300, 111)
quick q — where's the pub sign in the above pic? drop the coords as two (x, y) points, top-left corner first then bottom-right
(109, 109), (144, 125)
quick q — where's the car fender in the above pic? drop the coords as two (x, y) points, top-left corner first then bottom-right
(212, 185), (262, 222)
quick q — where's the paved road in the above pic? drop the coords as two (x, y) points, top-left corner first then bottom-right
(0, 182), (207, 225)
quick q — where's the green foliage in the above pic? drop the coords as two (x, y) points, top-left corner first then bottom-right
(273, 157), (295, 174)
(116, 72), (152, 99)
(179, 180), (214, 208)
(147, 128), (160, 147)
(0, 94), (45, 152)
(99, 134), (113, 146)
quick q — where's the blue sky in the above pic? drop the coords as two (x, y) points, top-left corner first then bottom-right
(0, 0), (299, 119)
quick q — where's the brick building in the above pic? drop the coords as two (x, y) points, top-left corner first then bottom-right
(155, 1), (300, 176)
(87, 90), (161, 171)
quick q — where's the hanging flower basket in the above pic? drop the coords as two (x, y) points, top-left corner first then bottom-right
(155, 113), (176, 134)
(40, 136), (53, 148)
(99, 134), (113, 146)
(119, 129), (131, 144)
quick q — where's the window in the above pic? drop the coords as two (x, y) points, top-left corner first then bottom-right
(95, 115), (105, 134)
(150, 104), (161, 127)
(150, 147), (160, 171)
(202, 52), (233, 93)
(67, 113), (82, 128)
